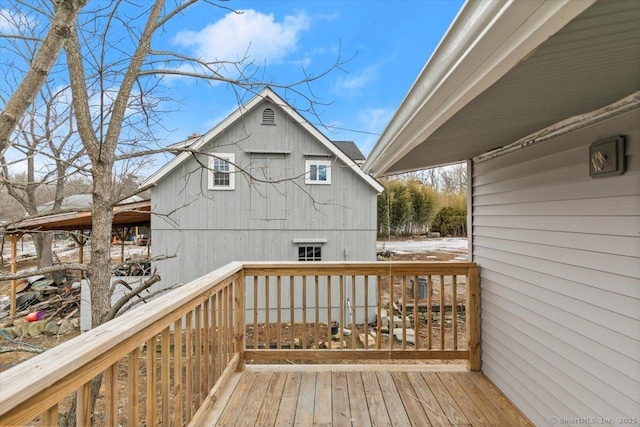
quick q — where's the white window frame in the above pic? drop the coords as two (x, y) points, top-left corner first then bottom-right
(208, 153), (235, 190)
(305, 159), (331, 184)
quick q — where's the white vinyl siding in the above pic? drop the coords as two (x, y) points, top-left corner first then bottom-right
(472, 109), (640, 426)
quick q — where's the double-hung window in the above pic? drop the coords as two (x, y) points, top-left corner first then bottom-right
(208, 153), (235, 190)
(305, 160), (331, 184)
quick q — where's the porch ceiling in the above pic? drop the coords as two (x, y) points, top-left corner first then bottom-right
(365, 0), (640, 175)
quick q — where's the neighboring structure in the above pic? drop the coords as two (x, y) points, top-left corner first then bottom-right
(365, 1), (639, 425)
(332, 141), (366, 166)
(144, 87), (383, 321)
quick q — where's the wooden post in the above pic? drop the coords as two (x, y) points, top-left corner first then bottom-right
(234, 270), (245, 371)
(70, 231), (88, 280)
(7, 233), (22, 319)
(466, 266), (481, 371)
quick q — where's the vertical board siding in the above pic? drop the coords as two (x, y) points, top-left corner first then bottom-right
(150, 99), (378, 316)
(472, 109), (640, 425)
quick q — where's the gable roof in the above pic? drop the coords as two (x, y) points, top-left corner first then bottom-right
(364, 0), (639, 175)
(143, 87), (383, 193)
(332, 141), (365, 162)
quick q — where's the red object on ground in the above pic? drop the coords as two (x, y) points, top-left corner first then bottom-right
(26, 310), (45, 322)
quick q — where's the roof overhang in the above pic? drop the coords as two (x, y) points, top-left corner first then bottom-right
(364, 0), (640, 176)
(4, 200), (151, 233)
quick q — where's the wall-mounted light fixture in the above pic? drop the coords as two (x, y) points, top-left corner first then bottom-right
(589, 136), (625, 178)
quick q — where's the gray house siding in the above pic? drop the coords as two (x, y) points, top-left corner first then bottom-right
(471, 109), (640, 425)
(151, 98), (378, 321)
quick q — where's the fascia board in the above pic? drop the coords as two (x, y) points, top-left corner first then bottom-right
(364, 0), (595, 176)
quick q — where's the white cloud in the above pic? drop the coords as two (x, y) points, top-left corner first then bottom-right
(335, 64), (379, 92)
(173, 9), (310, 64)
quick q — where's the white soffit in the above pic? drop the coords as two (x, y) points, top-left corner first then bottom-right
(364, 0), (618, 176)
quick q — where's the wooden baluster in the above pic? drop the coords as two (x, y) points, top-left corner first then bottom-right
(41, 404), (58, 427)
(427, 275), (432, 349)
(302, 276), (307, 349)
(217, 292), (223, 378)
(185, 313), (193, 421)
(452, 275), (458, 350)
(413, 275), (419, 349)
(194, 304), (202, 407)
(228, 282), (233, 363)
(377, 275), (382, 350)
(210, 293), (217, 380)
(265, 276), (270, 349)
(161, 328), (171, 426)
(76, 381), (91, 427)
(440, 275), (445, 350)
(173, 320), (182, 426)
(389, 275), (394, 350)
(351, 275), (356, 349)
(290, 277), (295, 348)
(314, 275), (320, 349)
(339, 275), (344, 347)
(277, 276), (282, 349)
(202, 298), (210, 394)
(363, 276), (369, 349)
(253, 276), (258, 349)
(327, 276), (332, 346)
(146, 337), (157, 427)
(235, 274), (246, 371)
(402, 276), (407, 350)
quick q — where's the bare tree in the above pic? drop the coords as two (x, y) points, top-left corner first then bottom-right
(2, 0), (347, 338)
(0, 82), (85, 268)
(0, 0), (87, 153)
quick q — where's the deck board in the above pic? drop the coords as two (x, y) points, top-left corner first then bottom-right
(206, 365), (533, 427)
(254, 372), (287, 426)
(331, 371), (351, 427)
(391, 371), (432, 426)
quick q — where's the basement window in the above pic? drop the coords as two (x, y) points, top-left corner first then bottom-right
(262, 108), (275, 125)
(298, 245), (322, 261)
(208, 153), (235, 190)
(305, 160), (331, 184)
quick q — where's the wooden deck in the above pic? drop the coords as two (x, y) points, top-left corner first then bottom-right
(198, 365), (532, 426)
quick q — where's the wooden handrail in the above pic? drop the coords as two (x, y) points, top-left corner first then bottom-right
(0, 262), (243, 426)
(0, 261), (480, 426)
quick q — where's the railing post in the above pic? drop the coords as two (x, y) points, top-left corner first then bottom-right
(234, 269), (246, 371)
(466, 266), (481, 371)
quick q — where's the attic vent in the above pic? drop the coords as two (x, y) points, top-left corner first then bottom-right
(262, 108), (275, 125)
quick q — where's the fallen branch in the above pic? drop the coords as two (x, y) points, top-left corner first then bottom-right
(0, 346), (45, 354)
(104, 273), (161, 322)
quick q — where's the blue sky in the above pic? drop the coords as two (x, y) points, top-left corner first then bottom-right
(154, 0), (464, 157)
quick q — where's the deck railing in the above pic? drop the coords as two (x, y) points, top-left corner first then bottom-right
(0, 261), (479, 426)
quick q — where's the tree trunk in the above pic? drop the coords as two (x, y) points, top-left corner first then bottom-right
(88, 162), (114, 328)
(37, 233), (54, 269)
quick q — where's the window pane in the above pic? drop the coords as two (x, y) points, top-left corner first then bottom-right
(310, 165), (317, 181)
(213, 157), (230, 186)
(318, 165), (327, 181)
